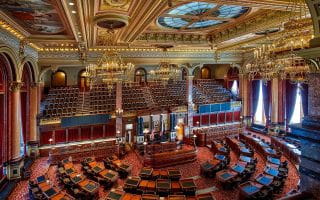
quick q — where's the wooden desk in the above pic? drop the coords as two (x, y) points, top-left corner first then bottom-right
(107, 190), (125, 200)
(141, 194), (159, 200)
(99, 169), (119, 182)
(171, 181), (181, 193)
(239, 156), (252, 163)
(156, 179), (171, 193)
(264, 166), (279, 177)
(69, 173), (85, 184)
(168, 195), (186, 200)
(196, 193), (215, 200)
(168, 169), (182, 180)
(216, 170), (238, 183)
(239, 181), (263, 200)
(51, 192), (74, 200)
(231, 164), (246, 174)
(123, 193), (141, 200)
(125, 177), (141, 188)
(78, 179), (99, 194)
(255, 174), (274, 186)
(214, 154), (226, 162)
(139, 167), (153, 178)
(179, 179), (196, 191)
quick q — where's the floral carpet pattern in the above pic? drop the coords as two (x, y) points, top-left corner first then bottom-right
(8, 140), (300, 200)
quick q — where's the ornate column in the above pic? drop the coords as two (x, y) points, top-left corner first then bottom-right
(239, 73), (251, 127)
(27, 83), (39, 158)
(186, 75), (194, 137)
(271, 78), (279, 123)
(115, 82), (123, 141)
(8, 81), (24, 180)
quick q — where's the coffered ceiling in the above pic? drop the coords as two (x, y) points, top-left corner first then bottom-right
(0, 0), (311, 55)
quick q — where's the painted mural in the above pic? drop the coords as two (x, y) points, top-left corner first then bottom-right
(0, 0), (65, 34)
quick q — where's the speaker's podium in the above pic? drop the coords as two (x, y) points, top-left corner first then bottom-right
(142, 142), (197, 168)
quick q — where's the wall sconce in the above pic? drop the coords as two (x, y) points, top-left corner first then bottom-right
(116, 108), (123, 117)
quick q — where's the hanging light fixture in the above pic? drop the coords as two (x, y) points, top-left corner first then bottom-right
(149, 46), (180, 82)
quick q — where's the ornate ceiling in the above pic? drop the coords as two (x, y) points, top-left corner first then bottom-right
(0, 0), (312, 65)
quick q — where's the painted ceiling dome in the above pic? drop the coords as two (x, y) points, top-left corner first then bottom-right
(158, 1), (249, 30)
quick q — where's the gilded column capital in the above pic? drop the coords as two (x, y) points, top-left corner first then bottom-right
(9, 81), (23, 92)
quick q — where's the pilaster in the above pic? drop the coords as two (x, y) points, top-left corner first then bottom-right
(115, 82), (123, 141)
(186, 75), (194, 138)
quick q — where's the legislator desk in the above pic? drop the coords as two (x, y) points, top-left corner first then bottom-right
(106, 190), (125, 200)
(196, 193), (216, 200)
(231, 163), (246, 174)
(264, 165), (279, 177)
(146, 142), (177, 154)
(168, 169), (182, 180)
(239, 181), (263, 200)
(124, 176), (141, 193)
(200, 159), (221, 177)
(255, 174), (274, 187)
(156, 179), (171, 194)
(69, 173), (86, 184)
(168, 195), (186, 200)
(100, 169), (119, 182)
(171, 181), (182, 194)
(271, 136), (301, 165)
(180, 178), (197, 196)
(139, 167), (153, 179)
(240, 133), (280, 160)
(141, 194), (160, 200)
(50, 192), (75, 200)
(139, 180), (156, 193)
(211, 141), (229, 155)
(217, 170), (238, 184)
(267, 156), (281, 165)
(239, 155), (253, 163)
(78, 179), (100, 194)
(143, 145), (197, 168)
(123, 193), (142, 200)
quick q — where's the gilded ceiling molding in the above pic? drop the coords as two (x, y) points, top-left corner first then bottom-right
(136, 33), (208, 45)
(209, 10), (292, 45)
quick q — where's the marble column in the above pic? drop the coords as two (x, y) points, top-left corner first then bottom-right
(8, 81), (24, 180)
(115, 82), (123, 141)
(186, 75), (194, 137)
(27, 83), (39, 158)
(271, 78), (279, 123)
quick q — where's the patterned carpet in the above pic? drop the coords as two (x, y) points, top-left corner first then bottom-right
(8, 143), (300, 200)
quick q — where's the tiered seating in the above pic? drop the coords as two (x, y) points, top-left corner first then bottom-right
(89, 84), (116, 114)
(271, 136), (301, 165)
(123, 83), (149, 111)
(193, 79), (231, 104)
(193, 123), (242, 146)
(148, 81), (187, 108)
(42, 86), (79, 118)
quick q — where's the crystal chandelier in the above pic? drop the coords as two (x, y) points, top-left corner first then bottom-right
(85, 30), (134, 88)
(149, 47), (179, 82)
(245, 45), (281, 82)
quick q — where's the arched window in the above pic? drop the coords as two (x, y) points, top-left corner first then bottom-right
(254, 80), (266, 125)
(231, 80), (239, 96)
(78, 69), (90, 91)
(201, 67), (211, 79)
(290, 84), (304, 124)
(135, 68), (147, 83)
(52, 70), (67, 87)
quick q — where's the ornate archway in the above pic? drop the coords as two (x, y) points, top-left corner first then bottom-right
(134, 68), (147, 83)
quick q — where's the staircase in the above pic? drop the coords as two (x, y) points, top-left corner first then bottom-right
(76, 91), (92, 115)
(142, 86), (156, 109)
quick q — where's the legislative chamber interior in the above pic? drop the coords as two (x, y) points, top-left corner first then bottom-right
(0, 0), (320, 200)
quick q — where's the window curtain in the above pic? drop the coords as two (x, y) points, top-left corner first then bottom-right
(251, 80), (260, 118)
(286, 81), (297, 124)
(301, 83), (308, 116)
(262, 81), (271, 125)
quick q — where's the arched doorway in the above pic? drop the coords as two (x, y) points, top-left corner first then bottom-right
(78, 69), (90, 91)
(192, 67), (201, 79)
(52, 70), (67, 87)
(134, 68), (147, 83)
(201, 67), (211, 79)
(21, 63), (34, 155)
(0, 53), (15, 179)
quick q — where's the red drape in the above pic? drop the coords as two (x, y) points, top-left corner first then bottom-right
(55, 130), (66, 144)
(40, 131), (53, 145)
(93, 126), (103, 139)
(218, 113), (225, 124)
(201, 114), (209, 126)
(81, 127), (91, 141)
(210, 114), (217, 125)
(105, 124), (115, 137)
(234, 111), (240, 122)
(226, 112), (232, 123)
(193, 115), (200, 126)
(68, 128), (79, 142)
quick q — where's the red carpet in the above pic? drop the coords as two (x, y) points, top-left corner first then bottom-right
(8, 144), (300, 200)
